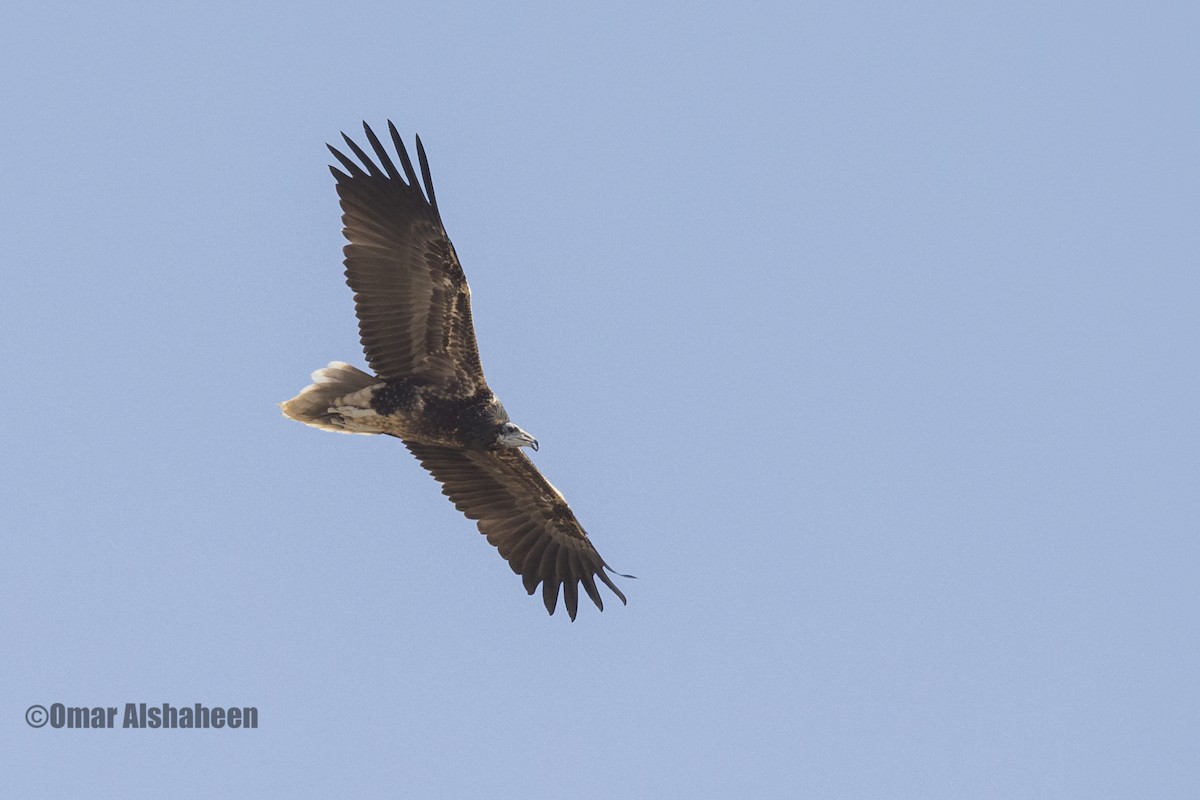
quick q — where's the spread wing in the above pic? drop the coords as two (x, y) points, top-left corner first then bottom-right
(328, 121), (486, 396)
(404, 442), (628, 620)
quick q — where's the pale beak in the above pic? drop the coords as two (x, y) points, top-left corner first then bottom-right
(499, 427), (539, 451)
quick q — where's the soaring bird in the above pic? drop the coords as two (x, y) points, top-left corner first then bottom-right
(281, 121), (627, 619)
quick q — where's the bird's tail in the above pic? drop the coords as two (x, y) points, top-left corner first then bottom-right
(280, 361), (383, 434)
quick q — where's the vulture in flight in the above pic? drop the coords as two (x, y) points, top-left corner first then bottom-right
(281, 121), (627, 619)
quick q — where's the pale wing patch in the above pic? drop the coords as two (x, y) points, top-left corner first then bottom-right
(541, 475), (567, 504)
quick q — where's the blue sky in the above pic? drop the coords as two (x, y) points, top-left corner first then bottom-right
(3, 2), (1197, 797)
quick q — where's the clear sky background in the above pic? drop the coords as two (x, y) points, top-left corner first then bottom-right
(2, 2), (1197, 797)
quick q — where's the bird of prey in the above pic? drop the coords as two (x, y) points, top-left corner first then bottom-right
(281, 121), (627, 619)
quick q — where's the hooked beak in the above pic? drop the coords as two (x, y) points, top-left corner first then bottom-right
(498, 427), (539, 451)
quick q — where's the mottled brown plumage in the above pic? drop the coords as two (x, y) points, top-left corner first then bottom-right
(281, 121), (627, 619)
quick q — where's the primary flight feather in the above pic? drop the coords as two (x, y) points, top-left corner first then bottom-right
(281, 121), (627, 620)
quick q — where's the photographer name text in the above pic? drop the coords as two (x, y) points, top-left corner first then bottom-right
(26, 703), (258, 729)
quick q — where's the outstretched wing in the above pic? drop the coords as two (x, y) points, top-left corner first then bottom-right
(328, 121), (486, 396)
(403, 442), (627, 620)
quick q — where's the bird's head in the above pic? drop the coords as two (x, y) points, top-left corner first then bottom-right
(494, 421), (539, 451)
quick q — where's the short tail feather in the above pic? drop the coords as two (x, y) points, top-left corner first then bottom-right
(280, 361), (381, 434)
